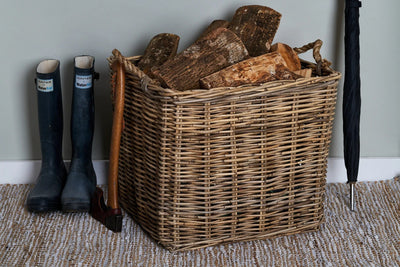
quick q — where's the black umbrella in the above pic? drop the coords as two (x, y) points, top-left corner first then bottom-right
(343, 0), (362, 211)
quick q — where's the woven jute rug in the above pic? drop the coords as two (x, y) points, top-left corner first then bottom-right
(0, 178), (399, 266)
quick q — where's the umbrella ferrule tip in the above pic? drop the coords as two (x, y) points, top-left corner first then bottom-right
(350, 183), (355, 211)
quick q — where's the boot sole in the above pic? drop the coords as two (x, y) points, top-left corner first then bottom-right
(62, 202), (91, 213)
(27, 199), (61, 213)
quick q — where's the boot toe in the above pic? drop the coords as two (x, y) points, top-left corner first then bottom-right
(26, 171), (65, 212)
(26, 196), (61, 212)
(61, 171), (96, 213)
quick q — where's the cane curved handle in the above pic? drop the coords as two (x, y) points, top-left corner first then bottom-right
(108, 60), (125, 210)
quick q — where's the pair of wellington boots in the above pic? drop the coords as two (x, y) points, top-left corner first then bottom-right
(26, 56), (99, 213)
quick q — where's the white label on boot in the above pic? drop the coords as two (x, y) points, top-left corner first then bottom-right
(37, 78), (54, 92)
(75, 75), (92, 89)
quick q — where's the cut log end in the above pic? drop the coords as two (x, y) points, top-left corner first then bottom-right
(228, 5), (282, 56)
(270, 43), (301, 71)
(293, 68), (312, 78)
(137, 33), (180, 76)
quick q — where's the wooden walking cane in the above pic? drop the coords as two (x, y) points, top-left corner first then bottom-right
(90, 59), (125, 232)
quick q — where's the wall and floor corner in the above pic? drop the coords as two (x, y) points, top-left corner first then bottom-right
(0, 1), (399, 184)
(1, 158), (399, 185)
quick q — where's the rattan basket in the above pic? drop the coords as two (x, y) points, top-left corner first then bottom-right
(108, 39), (340, 251)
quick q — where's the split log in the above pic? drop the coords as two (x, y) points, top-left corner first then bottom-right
(199, 52), (301, 89)
(153, 28), (249, 90)
(137, 33), (180, 76)
(270, 43), (301, 71)
(293, 68), (312, 78)
(228, 5), (281, 56)
(196, 20), (229, 41)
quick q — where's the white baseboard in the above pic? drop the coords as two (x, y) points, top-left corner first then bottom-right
(0, 158), (399, 184)
(0, 160), (109, 185)
(327, 157), (400, 183)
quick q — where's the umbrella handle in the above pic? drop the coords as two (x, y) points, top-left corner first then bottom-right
(294, 40), (332, 76)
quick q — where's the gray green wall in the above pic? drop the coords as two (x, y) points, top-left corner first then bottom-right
(0, 0), (399, 160)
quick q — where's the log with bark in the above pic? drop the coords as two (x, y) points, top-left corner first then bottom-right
(196, 20), (229, 41)
(199, 52), (301, 89)
(152, 28), (249, 90)
(137, 33), (180, 76)
(228, 5), (282, 56)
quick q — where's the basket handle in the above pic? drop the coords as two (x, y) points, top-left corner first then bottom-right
(293, 39), (332, 76)
(111, 49), (164, 96)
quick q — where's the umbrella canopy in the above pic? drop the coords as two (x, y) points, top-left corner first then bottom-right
(343, 0), (362, 210)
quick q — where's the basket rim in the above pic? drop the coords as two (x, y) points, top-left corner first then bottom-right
(108, 50), (341, 101)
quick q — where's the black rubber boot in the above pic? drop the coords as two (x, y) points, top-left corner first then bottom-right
(26, 60), (67, 212)
(61, 56), (99, 212)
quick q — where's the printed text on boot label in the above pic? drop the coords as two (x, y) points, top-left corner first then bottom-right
(75, 75), (92, 89)
(37, 79), (54, 92)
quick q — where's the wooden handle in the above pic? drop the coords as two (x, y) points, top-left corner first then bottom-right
(108, 60), (125, 209)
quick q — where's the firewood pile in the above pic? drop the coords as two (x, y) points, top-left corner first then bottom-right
(137, 5), (312, 91)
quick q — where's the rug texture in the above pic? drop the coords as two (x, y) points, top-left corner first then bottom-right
(0, 178), (399, 266)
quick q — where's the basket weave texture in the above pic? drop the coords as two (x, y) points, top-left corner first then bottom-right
(109, 43), (340, 251)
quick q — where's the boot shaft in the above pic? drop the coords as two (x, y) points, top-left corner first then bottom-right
(62, 56), (98, 212)
(36, 59), (64, 166)
(71, 56), (98, 161)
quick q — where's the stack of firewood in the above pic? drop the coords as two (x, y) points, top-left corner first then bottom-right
(137, 5), (312, 91)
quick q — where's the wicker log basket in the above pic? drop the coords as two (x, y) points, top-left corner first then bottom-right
(108, 40), (341, 251)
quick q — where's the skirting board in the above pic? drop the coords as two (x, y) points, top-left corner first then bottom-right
(0, 158), (399, 184)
